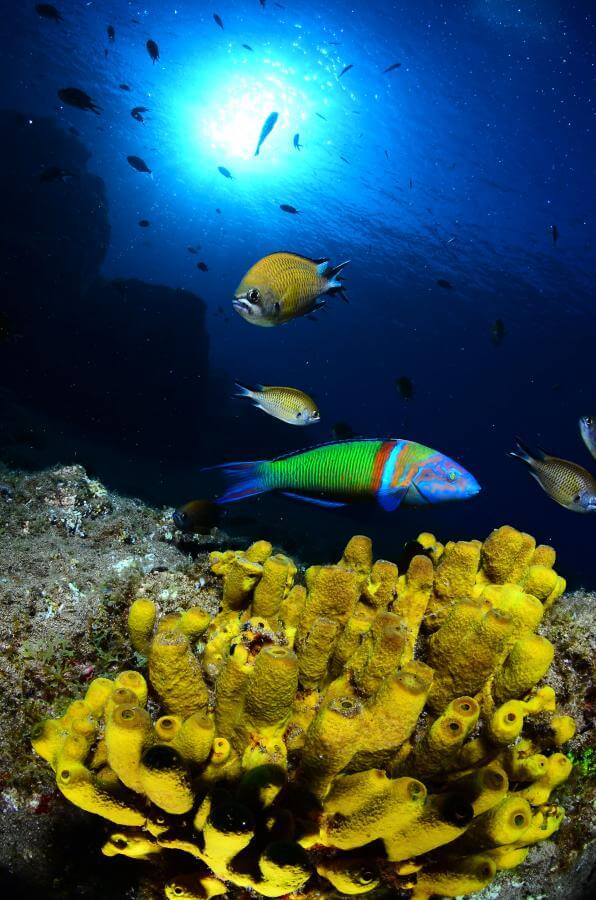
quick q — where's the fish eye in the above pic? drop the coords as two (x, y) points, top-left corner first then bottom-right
(312, 410), (320, 419)
(296, 412), (302, 418)
(247, 288), (261, 304)
(448, 470), (458, 482)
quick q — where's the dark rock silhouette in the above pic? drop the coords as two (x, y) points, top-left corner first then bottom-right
(0, 110), (210, 495)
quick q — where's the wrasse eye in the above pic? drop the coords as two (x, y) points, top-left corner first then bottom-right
(247, 288), (261, 304)
(448, 470), (458, 482)
(312, 410), (320, 419)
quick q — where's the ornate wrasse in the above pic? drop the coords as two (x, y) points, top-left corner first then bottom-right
(208, 439), (481, 508)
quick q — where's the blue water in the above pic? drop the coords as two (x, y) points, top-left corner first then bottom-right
(0, 1), (594, 584)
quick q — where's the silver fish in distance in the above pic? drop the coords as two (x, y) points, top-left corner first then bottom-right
(579, 416), (596, 459)
(255, 111), (279, 156)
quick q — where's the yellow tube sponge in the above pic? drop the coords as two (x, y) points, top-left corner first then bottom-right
(428, 605), (514, 711)
(348, 612), (406, 695)
(116, 670), (148, 706)
(481, 525), (536, 584)
(447, 761), (509, 816)
(243, 646), (299, 739)
(517, 753), (573, 805)
(128, 598), (158, 655)
(362, 558), (399, 609)
(165, 874), (228, 900)
(479, 583), (543, 633)
(454, 795), (533, 850)
(416, 531), (444, 564)
(493, 634), (554, 703)
(105, 704), (153, 793)
(31, 529), (577, 900)
(432, 539), (482, 604)
(56, 761), (146, 826)
(383, 792), (475, 860)
(299, 695), (372, 799)
(139, 745), (194, 814)
(297, 616), (340, 690)
(550, 715), (576, 745)
(149, 628), (209, 718)
(256, 841), (311, 897)
(411, 854), (497, 899)
(339, 534), (373, 577)
(102, 831), (161, 859)
(322, 771), (427, 849)
(177, 607), (211, 641)
(355, 662), (433, 769)
(393, 554), (433, 657)
(316, 857), (379, 895)
(410, 696), (479, 778)
(201, 798), (255, 875)
(172, 712), (215, 766)
(84, 677), (115, 717)
(252, 554), (296, 623)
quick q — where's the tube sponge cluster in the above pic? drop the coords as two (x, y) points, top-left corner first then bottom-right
(31, 526), (575, 899)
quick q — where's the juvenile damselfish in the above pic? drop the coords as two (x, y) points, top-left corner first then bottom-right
(234, 382), (320, 425)
(509, 438), (596, 512)
(209, 438), (480, 508)
(233, 252), (349, 326)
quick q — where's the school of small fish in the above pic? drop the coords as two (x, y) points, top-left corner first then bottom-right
(38, 6), (591, 519)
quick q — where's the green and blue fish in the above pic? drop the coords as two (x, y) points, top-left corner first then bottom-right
(208, 438), (480, 509)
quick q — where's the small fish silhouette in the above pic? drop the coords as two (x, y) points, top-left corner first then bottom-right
(280, 204), (299, 214)
(131, 106), (149, 123)
(146, 39), (159, 63)
(339, 64), (353, 78)
(213, 13), (224, 29)
(127, 155), (151, 173)
(383, 62), (401, 73)
(58, 88), (101, 115)
(217, 166), (233, 179)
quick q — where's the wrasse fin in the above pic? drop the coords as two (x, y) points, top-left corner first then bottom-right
(282, 492), (347, 508)
(377, 487), (408, 512)
(204, 461), (269, 504)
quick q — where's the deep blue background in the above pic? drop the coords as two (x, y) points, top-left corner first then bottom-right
(0, 1), (594, 585)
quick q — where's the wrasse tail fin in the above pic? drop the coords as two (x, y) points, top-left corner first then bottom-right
(282, 491), (347, 508)
(203, 461), (269, 504)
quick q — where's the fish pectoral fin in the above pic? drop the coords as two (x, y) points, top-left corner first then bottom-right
(377, 487), (408, 512)
(282, 492), (347, 508)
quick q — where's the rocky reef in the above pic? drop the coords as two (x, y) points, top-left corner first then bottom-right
(12, 474), (592, 900)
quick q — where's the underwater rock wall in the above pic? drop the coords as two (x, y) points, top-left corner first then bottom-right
(2, 469), (590, 900)
(0, 110), (210, 480)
